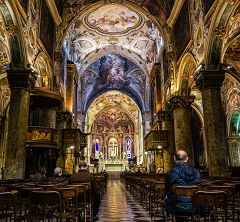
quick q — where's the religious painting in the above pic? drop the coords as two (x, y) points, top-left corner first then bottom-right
(82, 54), (146, 105)
(39, 0), (55, 59)
(173, 0), (191, 60)
(203, 0), (215, 15)
(17, 0), (28, 13)
(180, 79), (189, 96)
(86, 4), (141, 34)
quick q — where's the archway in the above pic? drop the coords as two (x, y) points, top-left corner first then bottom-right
(85, 91), (143, 169)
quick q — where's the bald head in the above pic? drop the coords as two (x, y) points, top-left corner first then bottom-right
(174, 150), (188, 163)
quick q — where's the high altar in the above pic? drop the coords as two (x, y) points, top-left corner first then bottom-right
(98, 159), (129, 171)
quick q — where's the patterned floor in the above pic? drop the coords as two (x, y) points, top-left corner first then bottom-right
(96, 173), (157, 222)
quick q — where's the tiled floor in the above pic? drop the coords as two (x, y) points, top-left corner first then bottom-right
(96, 174), (157, 222)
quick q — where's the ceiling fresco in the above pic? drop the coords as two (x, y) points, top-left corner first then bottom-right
(85, 90), (141, 132)
(63, 2), (163, 74)
(86, 4), (142, 34)
(63, 0), (170, 27)
(81, 54), (146, 110)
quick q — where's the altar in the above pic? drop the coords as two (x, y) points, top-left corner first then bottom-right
(98, 159), (128, 172)
(105, 163), (123, 171)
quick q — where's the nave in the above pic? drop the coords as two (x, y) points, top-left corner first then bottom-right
(96, 173), (161, 222)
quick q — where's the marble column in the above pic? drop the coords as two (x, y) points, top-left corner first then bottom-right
(158, 111), (175, 172)
(5, 69), (36, 179)
(195, 70), (229, 177)
(169, 95), (195, 165)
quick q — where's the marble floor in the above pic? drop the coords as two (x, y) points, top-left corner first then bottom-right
(96, 173), (161, 222)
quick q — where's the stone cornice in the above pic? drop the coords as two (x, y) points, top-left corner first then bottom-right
(167, 0), (185, 28)
(194, 69), (225, 91)
(45, 0), (62, 26)
(169, 95), (195, 109)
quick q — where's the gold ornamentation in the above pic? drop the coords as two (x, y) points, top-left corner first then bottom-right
(31, 130), (51, 141)
(169, 95), (195, 109)
(227, 0), (237, 5)
(224, 36), (240, 61)
(5, 22), (17, 36)
(0, 51), (8, 66)
(213, 24), (226, 39)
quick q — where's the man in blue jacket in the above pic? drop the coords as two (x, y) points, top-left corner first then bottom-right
(165, 150), (201, 219)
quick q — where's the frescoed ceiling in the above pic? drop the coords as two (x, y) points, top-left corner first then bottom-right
(86, 90), (141, 132)
(63, 2), (163, 74)
(63, 0), (172, 27)
(80, 54), (146, 110)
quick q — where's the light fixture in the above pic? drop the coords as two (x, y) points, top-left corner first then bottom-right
(70, 145), (75, 149)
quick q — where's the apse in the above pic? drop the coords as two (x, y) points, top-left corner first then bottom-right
(85, 90), (143, 165)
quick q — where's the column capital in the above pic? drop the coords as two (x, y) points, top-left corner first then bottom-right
(194, 69), (225, 91)
(169, 95), (195, 109)
(7, 69), (37, 90)
(157, 111), (173, 121)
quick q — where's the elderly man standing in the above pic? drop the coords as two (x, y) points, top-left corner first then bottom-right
(165, 150), (201, 218)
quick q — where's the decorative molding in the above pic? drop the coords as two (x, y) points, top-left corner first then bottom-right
(213, 24), (226, 39)
(169, 95), (195, 109)
(45, 0), (62, 26)
(227, 0), (238, 6)
(5, 21), (17, 36)
(194, 69), (225, 91)
(167, 0), (185, 28)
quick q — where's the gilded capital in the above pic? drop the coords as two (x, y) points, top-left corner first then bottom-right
(194, 69), (225, 91)
(169, 95), (195, 109)
(7, 69), (37, 90)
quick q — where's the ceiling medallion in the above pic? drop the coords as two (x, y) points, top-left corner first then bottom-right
(83, 3), (144, 36)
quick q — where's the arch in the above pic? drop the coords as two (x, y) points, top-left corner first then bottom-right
(84, 87), (145, 116)
(0, 0), (28, 67)
(79, 45), (149, 77)
(204, 0), (240, 69)
(85, 91), (142, 133)
(33, 52), (53, 90)
(85, 90), (143, 164)
(176, 53), (197, 95)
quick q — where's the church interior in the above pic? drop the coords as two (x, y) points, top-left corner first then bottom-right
(0, 0), (240, 221)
